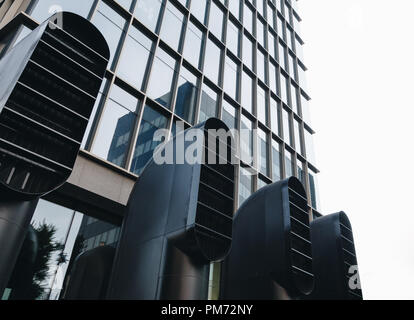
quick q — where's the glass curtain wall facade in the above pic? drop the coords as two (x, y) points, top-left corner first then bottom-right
(0, 0), (321, 299)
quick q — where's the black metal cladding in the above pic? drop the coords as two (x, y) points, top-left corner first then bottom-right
(0, 12), (109, 199)
(221, 177), (314, 300)
(310, 212), (363, 300)
(108, 118), (235, 300)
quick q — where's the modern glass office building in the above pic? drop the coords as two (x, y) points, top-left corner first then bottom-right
(0, 0), (320, 300)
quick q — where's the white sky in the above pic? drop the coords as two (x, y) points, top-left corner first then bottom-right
(299, 0), (414, 300)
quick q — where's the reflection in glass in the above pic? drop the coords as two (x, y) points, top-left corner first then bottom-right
(175, 67), (199, 124)
(131, 105), (168, 175)
(242, 34), (253, 71)
(257, 85), (267, 125)
(241, 71), (253, 113)
(222, 100), (238, 130)
(284, 149), (293, 178)
(183, 21), (203, 68)
(272, 139), (281, 181)
(240, 115), (253, 166)
(270, 98), (280, 136)
(294, 119), (302, 154)
(147, 48), (176, 109)
(239, 167), (253, 206)
(199, 84), (218, 122)
(209, 1), (224, 41)
(117, 26), (153, 90)
(28, 0), (94, 22)
(282, 108), (291, 146)
(309, 170), (319, 209)
(4, 200), (120, 300)
(257, 50), (266, 83)
(224, 55), (239, 101)
(160, 1), (184, 51)
(258, 129), (269, 177)
(305, 129), (316, 164)
(227, 20), (240, 57)
(134, 0), (163, 33)
(204, 38), (222, 85)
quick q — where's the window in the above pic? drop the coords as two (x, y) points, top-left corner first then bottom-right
(284, 149), (293, 178)
(243, 3), (253, 35)
(257, 49), (266, 83)
(241, 71), (253, 114)
(267, 3), (276, 30)
(258, 177), (268, 190)
(257, 85), (267, 125)
(256, 0), (264, 17)
(227, 20), (240, 57)
(117, 26), (153, 90)
(239, 167), (253, 206)
(301, 93), (311, 124)
(280, 73), (288, 105)
(272, 139), (281, 181)
(290, 83), (298, 114)
(117, 0), (134, 11)
(282, 108), (291, 146)
(222, 100), (238, 130)
(28, 0), (94, 22)
(299, 63), (308, 92)
(309, 169), (319, 209)
(270, 97), (280, 136)
(305, 129), (316, 164)
(190, 0), (207, 23)
(278, 42), (286, 70)
(269, 61), (277, 93)
(130, 105), (168, 175)
(147, 48), (177, 109)
(242, 34), (253, 71)
(294, 119), (302, 154)
(288, 53), (296, 80)
(256, 19), (265, 48)
(240, 115), (254, 166)
(4, 200), (120, 300)
(183, 21), (203, 68)
(92, 1), (127, 70)
(134, 0), (163, 32)
(204, 38), (222, 85)
(268, 31), (276, 59)
(258, 129), (269, 176)
(92, 85), (139, 167)
(209, 1), (224, 41)
(224, 55), (239, 101)
(277, 16), (285, 41)
(160, 1), (185, 51)
(175, 67), (199, 124)
(199, 83), (218, 122)
(228, 0), (240, 20)
(297, 159), (306, 187)
(82, 78), (109, 149)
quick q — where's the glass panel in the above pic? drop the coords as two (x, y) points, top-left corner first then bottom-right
(224, 55), (239, 101)
(183, 21), (203, 68)
(175, 67), (199, 124)
(117, 0), (133, 11)
(242, 34), (253, 70)
(134, 0), (163, 32)
(280, 72), (288, 105)
(258, 129), (269, 176)
(240, 115), (253, 166)
(82, 78), (108, 149)
(294, 119), (302, 154)
(282, 108), (291, 146)
(305, 129), (316, 164)
(228, 0), (240, 20)
(239, 167), (253, 206)
(130, 105), (169, 175)
(243, 3), (253, 35)
(299, 63), (308, 92)
(190, 0), (207, 23)
(92, 2), (127, 70)
(288, 53), (296, 80)
(284, 148), (293, 178)
(270, 97), (280, 136)
(147, 48), (176, 109)
(227, 20), (240, 57)
(257, 49), (266, 83)
(117, 26), (153, 90)
(3, 200), (120, 300)
(267, 3), (275, 30)
(209, 1), (224, 41)
(28, 0), (94, 22)
(278, 42), (286, 70)
(199, 83), (218, 122)
(268, 31), (276, 59)
(272, 139), (281, 181)
(277, 16), (285, 40)
(92, 86), (138, 167)
(301, 93), (311, 124)
(222, 100), (238, 130)
(160, 1), (185, 51)
(297, 159), (306, 187)
(257, 85), (267, 125)
(256, 19), (265, 48)
(290, 83), (298, 114)
(241, 71), (253, 113)
(258, 177), (268, 190)
(269, 61), (277, 94)
(204, 38), (222, 85)
(309, 169), (319, 209)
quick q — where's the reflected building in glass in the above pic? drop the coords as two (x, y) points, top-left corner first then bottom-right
(0, 0), (321, 300)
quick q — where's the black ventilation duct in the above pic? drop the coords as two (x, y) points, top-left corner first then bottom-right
(63, 246), (116, 300)
(310, 212), (363, 300)
(0, 12), (109, 296)
(221, 177), (314, 300)
(108, 118), (236, 300)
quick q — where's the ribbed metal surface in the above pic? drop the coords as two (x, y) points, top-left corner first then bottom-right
(195, 129), (235, 262)
(0, 19), (108, 196)
(288, 179), (314, 292)
(339, 214), (363, 300)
